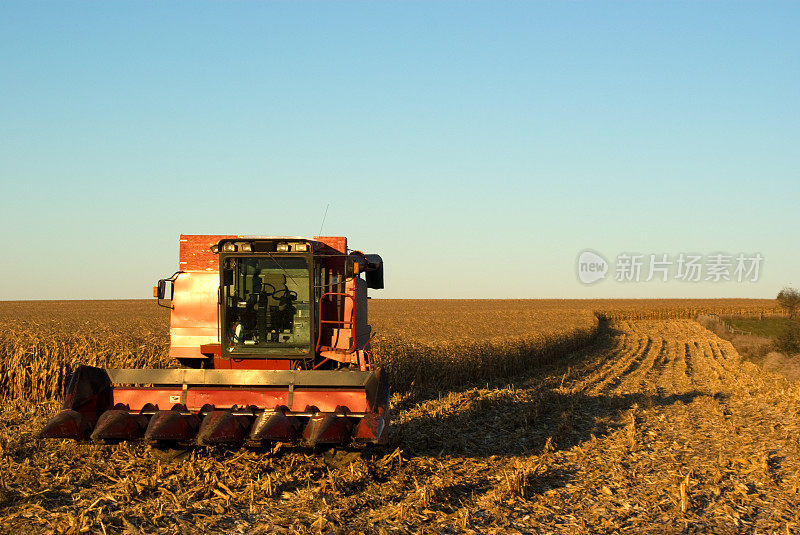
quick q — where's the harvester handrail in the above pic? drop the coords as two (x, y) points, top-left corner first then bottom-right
(316, 291), (357, 354)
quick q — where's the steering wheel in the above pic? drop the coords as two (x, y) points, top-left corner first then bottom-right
(271, 288), (297, 301)
(260, 283), (276, 294)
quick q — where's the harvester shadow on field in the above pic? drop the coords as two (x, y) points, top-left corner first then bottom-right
(394, 387), (707, 459)
(391, 320), (710, 461)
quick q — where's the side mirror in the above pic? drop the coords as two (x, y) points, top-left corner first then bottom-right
(343, 254), (384, 289)
(154, 273), (183, 309)
(365, 264), (384, 289)
(155, 279), (173, 300)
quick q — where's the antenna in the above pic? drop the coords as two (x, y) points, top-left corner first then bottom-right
(318, 203), (330, 236)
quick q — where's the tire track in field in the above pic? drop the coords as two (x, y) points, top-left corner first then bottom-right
(691, 342), (726, 392)
(560, 334), (631, 392)
(665, 338), (691, 394)
(601, 336), (653, 393)
(565, 326), (635, 391)
(611, 336), (660, 395)
(581, 336), (647, 394)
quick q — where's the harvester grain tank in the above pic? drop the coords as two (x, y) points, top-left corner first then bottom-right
(39, 235), (388, 447)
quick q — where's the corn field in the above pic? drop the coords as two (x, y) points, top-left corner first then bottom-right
(0, 298), (780, 402)
(0, 301), (169, 402)
(2, 299), (800, 534)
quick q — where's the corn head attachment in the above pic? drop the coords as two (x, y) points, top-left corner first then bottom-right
(41, 365), (389, 447)
(40, 235), (389, 448)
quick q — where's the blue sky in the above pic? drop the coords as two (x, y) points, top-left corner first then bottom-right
(0, 2), (797, 299)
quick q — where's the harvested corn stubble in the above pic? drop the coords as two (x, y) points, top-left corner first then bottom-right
(2, 300), (798, 534)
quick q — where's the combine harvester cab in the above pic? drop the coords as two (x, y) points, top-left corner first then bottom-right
(40, 235), (389, 448)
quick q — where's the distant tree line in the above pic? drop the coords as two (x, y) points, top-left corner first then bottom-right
(776, 287), (800, 355)
(777, 287), (800, 318)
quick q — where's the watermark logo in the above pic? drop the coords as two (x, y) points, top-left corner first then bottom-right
(577, 250), (609, 284)
(576, 251), (763, 284)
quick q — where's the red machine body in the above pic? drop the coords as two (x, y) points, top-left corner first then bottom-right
(40, 235), (388, 447)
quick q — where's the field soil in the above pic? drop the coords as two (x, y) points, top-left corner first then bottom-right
(2, 318), (799, 533)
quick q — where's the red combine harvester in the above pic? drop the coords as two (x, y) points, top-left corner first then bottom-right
(39, 235), (388, 448)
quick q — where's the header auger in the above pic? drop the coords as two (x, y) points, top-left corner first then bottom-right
(40, 235), (389, 448)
